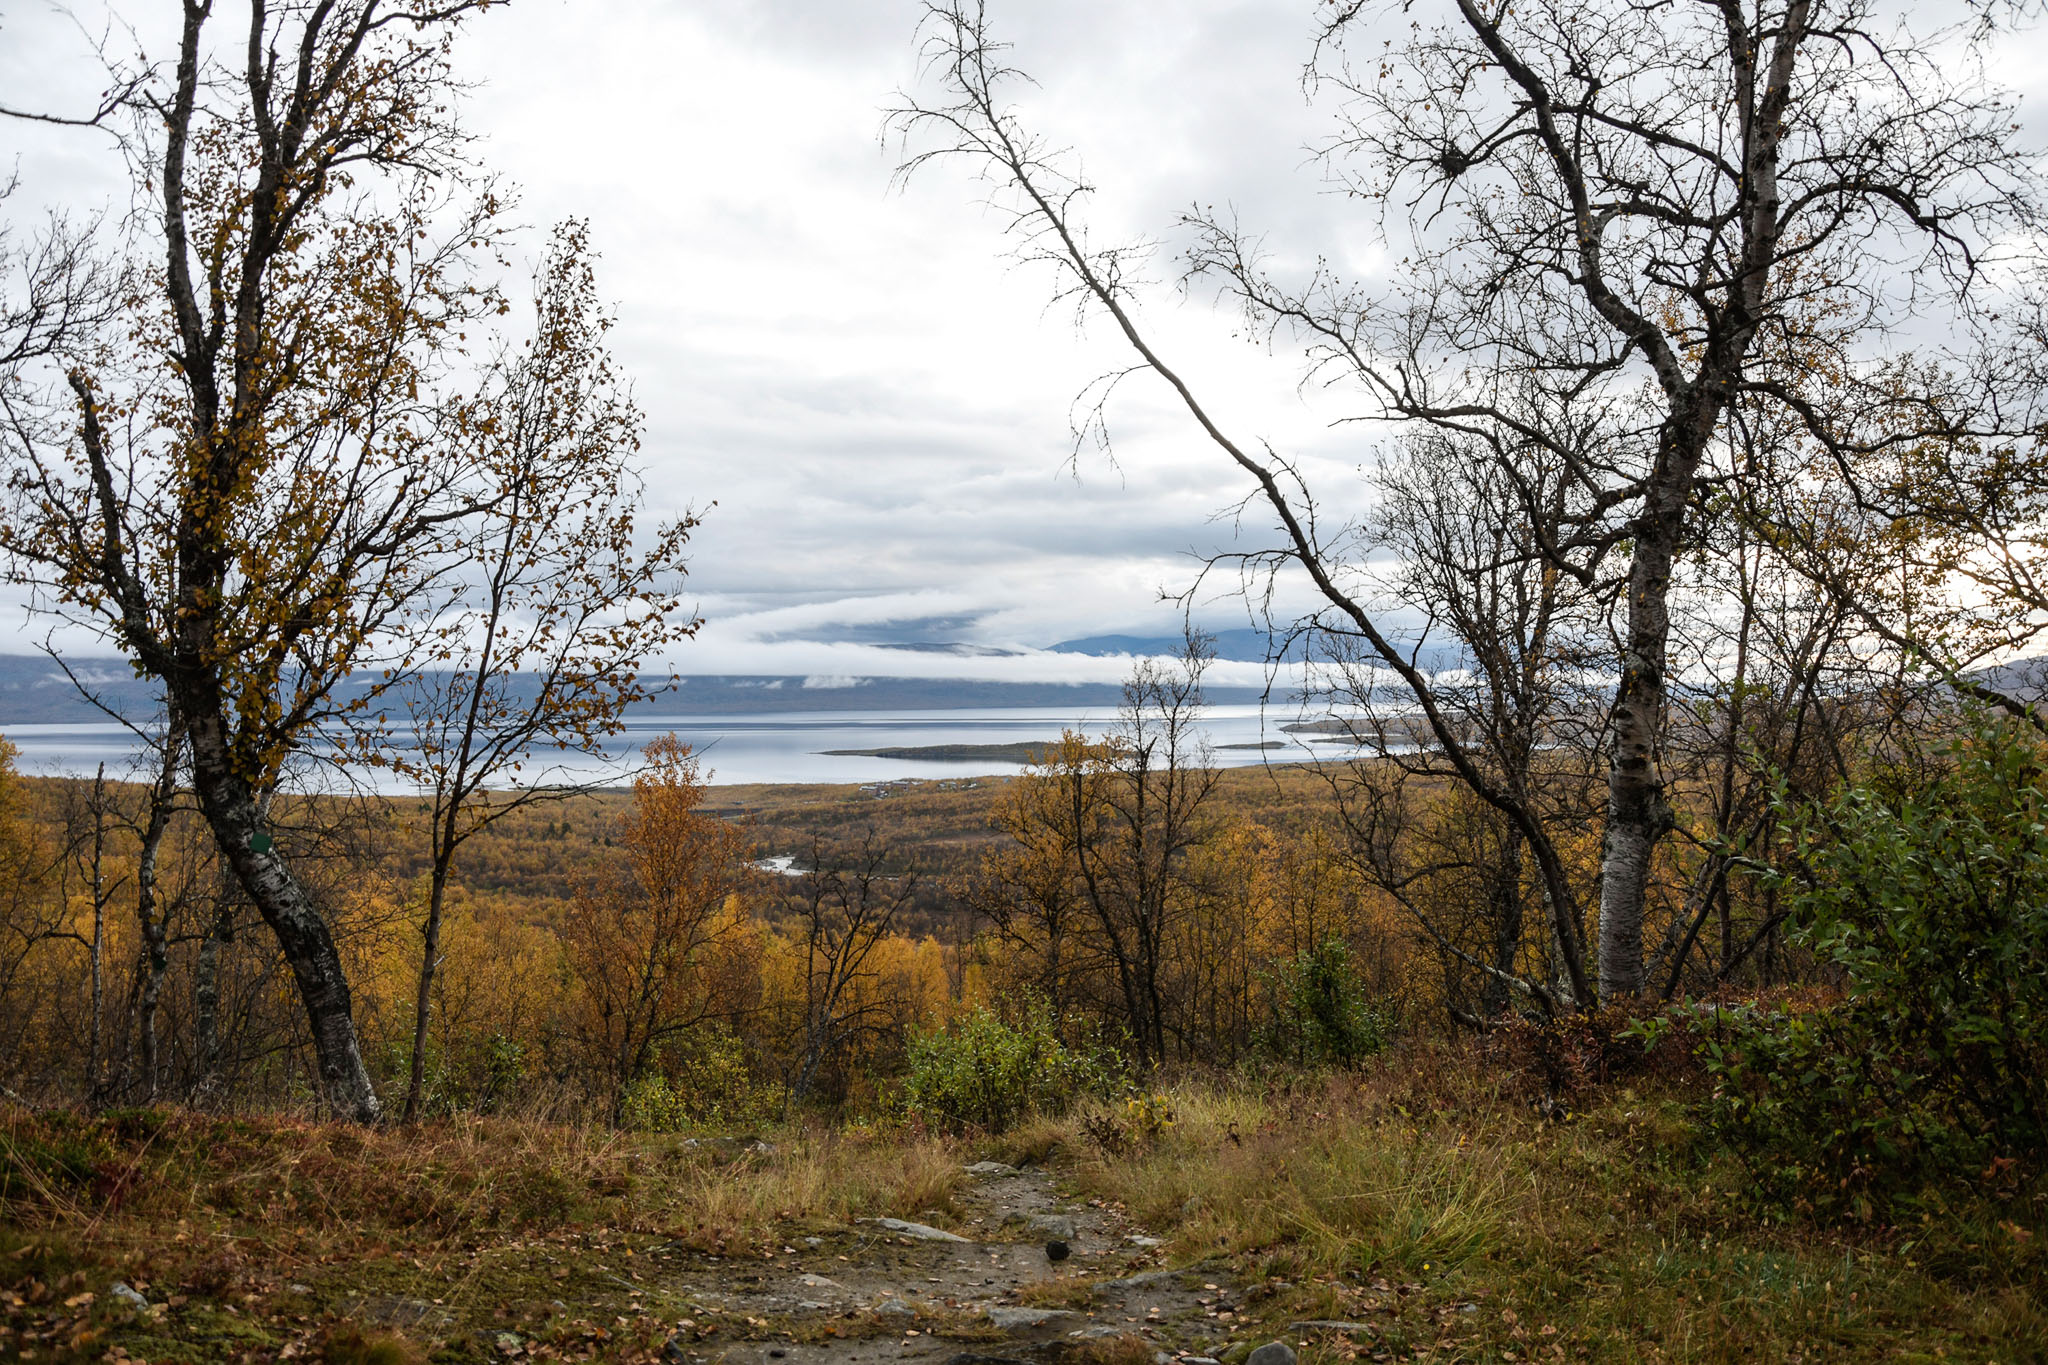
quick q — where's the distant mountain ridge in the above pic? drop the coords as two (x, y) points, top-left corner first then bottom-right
(0, 655), (1268, 726)
(0, 654), (160, 726)
(1048, 628), (1305, 663)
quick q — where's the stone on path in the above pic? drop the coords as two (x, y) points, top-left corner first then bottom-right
(1026, 1212), (1077, 1240)
(680, 1136), (776, 1159)
(964, 1161), (1021, 1177)
(107, 1282), (149, 1315)
(859, 1216), (971, 1242)
(1287, 1320), (1376, 1334)
(986, 1306), (1076, 1331)
(1044, 1239), (1070, 1262)
(1106, 1269), (1179, 1291)
(347, 1295), (457, 1331)
(1248, 1343), (1297, 1365)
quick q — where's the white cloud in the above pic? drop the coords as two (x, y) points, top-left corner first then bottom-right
(9, 1), (2045, 681)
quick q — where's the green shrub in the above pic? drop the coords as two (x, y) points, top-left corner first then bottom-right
(1258, 938), (1394, 1068)
(620, 1026), (778, 1132)
(1659, 998), (1972, 1216)
(904, 1002), (1118, 1132)
(1658, 713), (2048, 1211)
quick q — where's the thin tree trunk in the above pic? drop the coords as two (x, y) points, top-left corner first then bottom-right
(85, 764), (108, 1099)
(1482, 831), (1526, 1019)
(130, 713), (183, 1102)
(193, 894), (232, 1102)
(1718, 568), (1753, 974)
(403, 859), (453, 1122)
(1549, 897), (1578, 1011)
(134, 941), (168, 1101)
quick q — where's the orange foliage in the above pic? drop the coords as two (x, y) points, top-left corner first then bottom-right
(558, 735), (759, 1119)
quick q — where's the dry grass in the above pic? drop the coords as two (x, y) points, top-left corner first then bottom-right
(7, 1046), (2044, 1363)
(0, 1105), (966, 1363)
(1074, 1331), (1166, 1365)
(1013, 1276), (1102, 1309)
(985, 1113), (1072, 1169)
(1042, 1050), (2048, 1363)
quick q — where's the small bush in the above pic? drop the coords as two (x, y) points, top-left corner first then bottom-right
(0, 1120), (105, 1201)
(318, 1325), (424, 1365)
(498, 1161), (580, 1227)
(1497, 1003), (1692, 1105)
(620, 1026), (779, 1132)
(904, 1002), (1117, 1132)
(1656, 713), (2048, 1212)
(1081, 1092), (1177, 1156)
(1257, 938), (1394, 1068)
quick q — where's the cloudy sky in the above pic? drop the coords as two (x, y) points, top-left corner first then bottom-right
(5, 1), (2047, 689)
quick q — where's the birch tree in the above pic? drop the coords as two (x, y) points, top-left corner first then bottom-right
(3, 1), (515, 1118)
(893, 0), (2045, 1001)
(383, 221), (701, 1122)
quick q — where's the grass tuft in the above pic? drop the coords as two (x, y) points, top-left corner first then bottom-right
(1040, 1042), (2048, 1361)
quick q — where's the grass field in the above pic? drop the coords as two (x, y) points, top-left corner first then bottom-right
(1008, 1063), (2048, 1364)
(4, 1035), (2041, 1364)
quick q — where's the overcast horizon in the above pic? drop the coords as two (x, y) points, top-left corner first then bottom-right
(6, 2), (2048, 698)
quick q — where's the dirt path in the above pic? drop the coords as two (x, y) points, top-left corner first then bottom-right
(653, 1159), (1249, 1365)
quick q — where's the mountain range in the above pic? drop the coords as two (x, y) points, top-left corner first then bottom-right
(0, 654), (1273, 726)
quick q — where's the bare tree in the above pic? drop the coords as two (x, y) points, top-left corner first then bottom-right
(1318, 427), (1606, 1016)
(785, 831), (920, 1104)
(972, 641), (1221, 1064)
(892, 0), (2045, 1002)
(1084, 644), (1223, 1064)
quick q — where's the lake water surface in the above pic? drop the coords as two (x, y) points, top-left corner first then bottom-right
(1, 704), (1341, 788)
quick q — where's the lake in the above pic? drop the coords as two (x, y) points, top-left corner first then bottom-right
(0, 704), (1347, 788)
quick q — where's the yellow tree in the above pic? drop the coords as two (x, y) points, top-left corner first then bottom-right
(561, 736), (756, 1123)
(0, 3), (680, 1119)
(974, 731), (1109, 1021)
(0, 739), (57, 1087)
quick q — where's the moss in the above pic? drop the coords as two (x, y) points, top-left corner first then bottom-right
(0, 1126), (105, 1200)
(319, 1325), (427, 1365)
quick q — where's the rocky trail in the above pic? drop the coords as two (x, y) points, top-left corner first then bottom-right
(648, 1158), (1272, 1365)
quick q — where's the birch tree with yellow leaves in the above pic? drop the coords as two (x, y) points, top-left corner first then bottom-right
(0, 3), (694, 1119)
